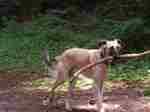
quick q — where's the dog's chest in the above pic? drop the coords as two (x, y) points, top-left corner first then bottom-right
(82, 64), (108, 80)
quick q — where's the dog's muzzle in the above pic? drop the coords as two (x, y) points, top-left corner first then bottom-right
(109, 46), (121, 57)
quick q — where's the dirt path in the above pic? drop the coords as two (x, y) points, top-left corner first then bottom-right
(0, 71), (149, 112)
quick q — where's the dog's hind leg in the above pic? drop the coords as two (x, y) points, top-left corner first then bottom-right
(43, 79), (65, 106)
(49, 79), (65, 102)
(65, 77), (73, 111)
(65, 68), (76, 111)
(43, 62), (67, 106)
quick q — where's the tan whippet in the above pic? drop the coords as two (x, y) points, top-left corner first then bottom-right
(42, 39), (122, 112)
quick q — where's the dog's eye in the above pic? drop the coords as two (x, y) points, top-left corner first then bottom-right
(117, 39), (121, 44)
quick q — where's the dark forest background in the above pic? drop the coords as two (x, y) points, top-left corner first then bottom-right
(1, 0), (150, 49)
(0, 0), (150, 79)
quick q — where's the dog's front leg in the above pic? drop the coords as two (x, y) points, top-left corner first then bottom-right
(94, 64), (106, 112)
(95, 79), (104, 112)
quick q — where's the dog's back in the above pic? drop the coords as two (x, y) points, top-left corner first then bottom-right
(42, 47), (99, 78)
(57, 48), (98, 68)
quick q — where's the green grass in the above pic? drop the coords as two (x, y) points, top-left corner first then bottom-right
(144, 89), (150, 96)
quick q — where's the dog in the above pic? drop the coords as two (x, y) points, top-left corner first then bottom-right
(42, 39), (122, 112)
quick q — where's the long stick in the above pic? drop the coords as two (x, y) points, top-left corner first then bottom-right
(71, 50), (150, 82)
(119, 50), (150, 59)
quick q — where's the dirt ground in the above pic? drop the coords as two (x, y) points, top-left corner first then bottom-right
(0, 71), (149, 112)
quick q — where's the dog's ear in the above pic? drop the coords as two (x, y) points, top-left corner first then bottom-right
(97, 40), (107, 48)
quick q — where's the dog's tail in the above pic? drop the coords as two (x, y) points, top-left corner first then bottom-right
(41, 48), (57, 78)
(42, 48), (51, 67)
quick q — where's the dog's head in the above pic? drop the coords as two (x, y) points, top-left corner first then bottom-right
(97, 39), (122, 57)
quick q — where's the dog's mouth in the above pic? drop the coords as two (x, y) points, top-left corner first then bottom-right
(109, 46), (121, 58)
(106, 49), (120, 63)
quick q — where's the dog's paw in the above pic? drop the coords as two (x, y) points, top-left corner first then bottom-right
(65, 101), (73, 111)
(42, 97), (50, 106)
(65, 105), (73, 111)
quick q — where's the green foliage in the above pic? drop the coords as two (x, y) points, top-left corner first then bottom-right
(109, 57), (150, 81)
(94, 18), (145, 39)
(0, 16), (100, 71)
(0, 15), (150, 82)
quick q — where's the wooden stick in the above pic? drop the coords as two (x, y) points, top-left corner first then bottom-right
(71, 50), (150, 82)
(119, 50), (150, 59)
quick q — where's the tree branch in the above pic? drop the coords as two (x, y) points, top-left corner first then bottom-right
(71, 50), (150, 82)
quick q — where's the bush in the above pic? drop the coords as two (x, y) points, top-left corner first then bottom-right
(0, 15), (101, 71)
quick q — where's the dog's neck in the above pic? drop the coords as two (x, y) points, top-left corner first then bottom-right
(97, 47), (110, 65)
(98, 46), (107, 58)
